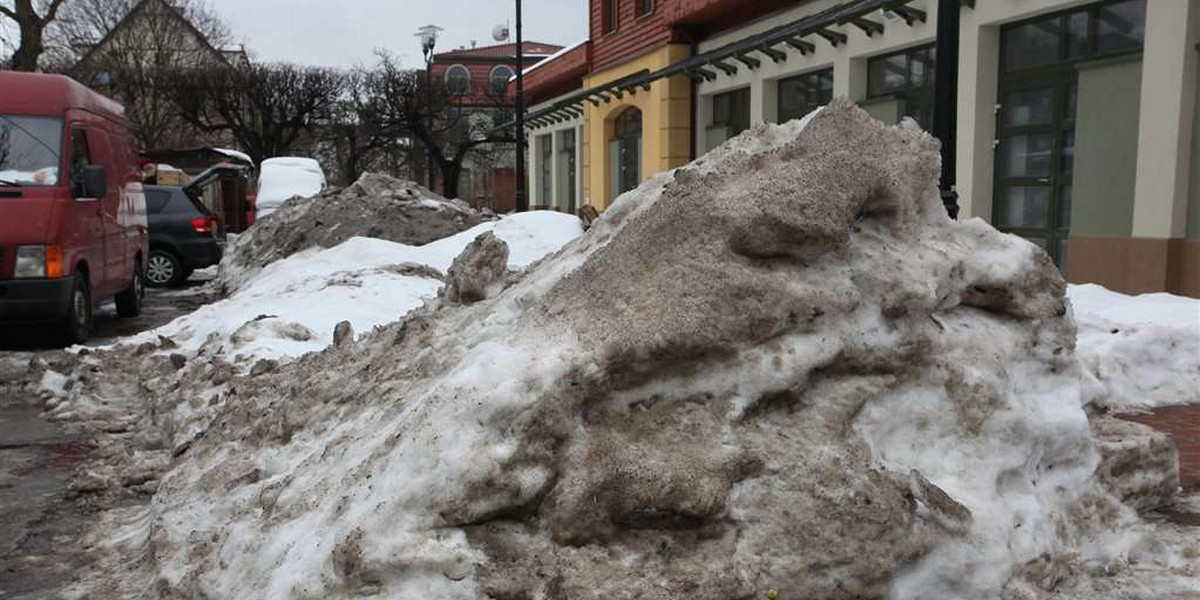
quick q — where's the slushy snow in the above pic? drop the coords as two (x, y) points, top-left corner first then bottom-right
(73, 101), (1191, 600)
(114, 211), (583, 361)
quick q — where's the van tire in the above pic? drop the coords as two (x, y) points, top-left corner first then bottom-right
(115, 259), (145, 318)
(147, 249), (184, 288)
(60, 274), (92, 345)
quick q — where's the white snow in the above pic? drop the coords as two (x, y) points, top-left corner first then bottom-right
(1068, 283), (1200, 411)
(113, 211), (583, 362)
(213, 148), (253, 165)
(255, 157), (326, 217)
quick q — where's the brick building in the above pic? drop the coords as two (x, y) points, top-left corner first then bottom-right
(521, 0), (1200, 297)
(430, 40), (561, 210)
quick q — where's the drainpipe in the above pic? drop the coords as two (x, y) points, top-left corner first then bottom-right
(932, 0), (960, 219)
(514, 0), (529, 212)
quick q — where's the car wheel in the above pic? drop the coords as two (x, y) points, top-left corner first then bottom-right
(115, 259), (145, 317)
(147, 250), (182, 288)
(60, 274), (92, 345)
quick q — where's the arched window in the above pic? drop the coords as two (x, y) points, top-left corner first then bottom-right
(610, 107), (642, 199)
(489, 65), (514, 95)
(445, 65), (471, 96)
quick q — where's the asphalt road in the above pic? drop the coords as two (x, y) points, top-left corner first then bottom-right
(0, 276), (214, 599)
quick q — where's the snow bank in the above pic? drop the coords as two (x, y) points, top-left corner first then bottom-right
(118, 100), (1182, 600)
(114, 212), (584, 361)
(1069, 283), (1200, 411)
(219, 173), (490, 294)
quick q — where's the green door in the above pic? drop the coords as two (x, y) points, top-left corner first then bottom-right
(993, 75), (1076, 266)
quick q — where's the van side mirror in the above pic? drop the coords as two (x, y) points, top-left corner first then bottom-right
(76, 165), (107, 199)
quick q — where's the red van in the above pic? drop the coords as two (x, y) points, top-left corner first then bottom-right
(0, 72), (148, 344)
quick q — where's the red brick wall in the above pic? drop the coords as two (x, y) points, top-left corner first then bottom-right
(589, 0), (677, 73)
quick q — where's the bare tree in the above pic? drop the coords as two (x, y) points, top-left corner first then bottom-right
(316, 66), (414, 185)
(45, 0), (230, 65)
(372, 54), (515, 201)
(0, 0), (68, 71)
(51, 0), (235, 149)
(170, 62), (344, 166)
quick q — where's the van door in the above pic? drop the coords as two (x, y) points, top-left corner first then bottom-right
(68, 127), (107, 291)
(91, 128), (126, 296)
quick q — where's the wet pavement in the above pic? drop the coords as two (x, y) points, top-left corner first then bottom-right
(0, 275), (215, 599)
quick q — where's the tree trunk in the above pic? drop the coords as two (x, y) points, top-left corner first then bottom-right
(440, 161), (462, 200)
(8, 2), (43, 72)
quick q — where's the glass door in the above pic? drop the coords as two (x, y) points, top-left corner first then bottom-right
(993, 74), (1076, 266)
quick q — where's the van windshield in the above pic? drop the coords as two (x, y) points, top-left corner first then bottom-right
(0, 115), (63, 186)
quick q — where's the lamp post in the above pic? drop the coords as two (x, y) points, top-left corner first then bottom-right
(514, 0), (528, 212)
(416, 24), (443, 192)
(931, 0), (960, 220)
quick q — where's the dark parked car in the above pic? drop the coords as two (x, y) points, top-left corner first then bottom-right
(145, 185), (221, 287)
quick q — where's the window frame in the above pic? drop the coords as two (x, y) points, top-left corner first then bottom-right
(602, 0), (618, 34)
(777, 67), (834, 124)
(637, 0), (654, 18)
(489, 64), (515, 96)
(999, 0), (1146, 74)
(445, 64), (472, 96)
(710, 87), (751, 138)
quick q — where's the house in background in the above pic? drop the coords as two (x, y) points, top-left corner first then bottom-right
(522, 0), (1200, 297)
(67, 0), (247, 152)
(431, 40), (562, 211)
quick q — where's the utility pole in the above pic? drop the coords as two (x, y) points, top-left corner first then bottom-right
(932, 0), (960, 219)
(514, 0), (528, 213)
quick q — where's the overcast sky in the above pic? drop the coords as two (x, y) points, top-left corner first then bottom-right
(204, 0), (589, 69)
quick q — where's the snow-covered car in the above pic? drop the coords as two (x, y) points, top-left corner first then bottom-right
(254, 157), (325, 218)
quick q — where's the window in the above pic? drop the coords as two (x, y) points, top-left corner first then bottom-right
(778, 69), (833, 123)
(867, 45), (936, 131)
(637, 0), (654, 17)
(558, 129), (577, 213)
(490, 65), (514, 96)
(145, 190), (172, 214)
(611, 107), (642, 198)
(70, 129), (92, 171)
(602, 0), (617, 34)
(0, 116), (63, 186)
(712, 87), (751, 138)
(539, 134), (552, 207)
(445, 65), (471, 96)
(1002, 0), (1146, 71)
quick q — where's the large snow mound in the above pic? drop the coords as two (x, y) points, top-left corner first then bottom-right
(1068, 283), (1200, 411)
(220, 173), (491, 294)
(102, 101), (1192, 599)
(114, 211), (584, 361)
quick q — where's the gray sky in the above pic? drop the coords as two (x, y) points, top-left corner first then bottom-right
(205, 0), (589, 69)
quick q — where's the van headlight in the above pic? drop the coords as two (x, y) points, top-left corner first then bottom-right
(14, 245), (63, 279)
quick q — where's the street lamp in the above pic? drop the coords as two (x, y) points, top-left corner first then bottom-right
(415, 24), (443, 192)
(513, 0), (528, 213)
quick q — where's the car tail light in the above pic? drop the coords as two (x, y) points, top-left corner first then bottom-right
(191, 216), (216, 234)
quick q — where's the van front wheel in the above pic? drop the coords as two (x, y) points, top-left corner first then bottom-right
(115, 259), (145, 317)
(60, 274), (93, 345)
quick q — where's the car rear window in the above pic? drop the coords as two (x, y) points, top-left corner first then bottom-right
(170, 189), (212, 217)
(146, 190), (172, 214)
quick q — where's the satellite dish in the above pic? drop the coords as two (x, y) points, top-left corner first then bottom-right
(492, 24), (510, 42)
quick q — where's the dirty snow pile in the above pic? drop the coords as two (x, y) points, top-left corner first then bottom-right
(114, 211), (583, 361)
(65, 100), (1194, 600)
(1069, 283), (1200, 412)
(218, 173), (492, 293)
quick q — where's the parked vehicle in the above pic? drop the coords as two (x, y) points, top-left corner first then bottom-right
(0, 72), (148, 344)
(255, 157), (325, 218)
(145, 185), (222, 288)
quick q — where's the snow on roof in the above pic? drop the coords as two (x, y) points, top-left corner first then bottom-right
(512, 38), (588, 82)
(214, 148), (253, 165)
